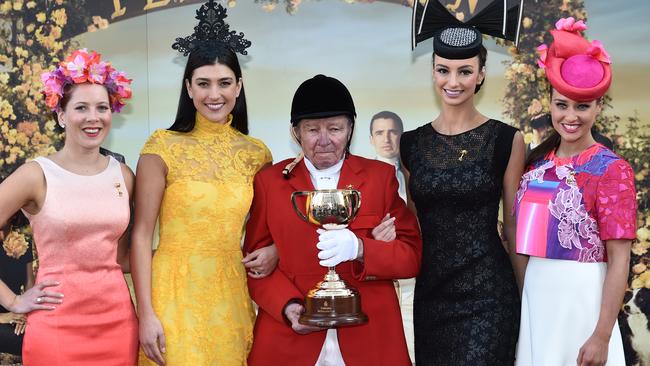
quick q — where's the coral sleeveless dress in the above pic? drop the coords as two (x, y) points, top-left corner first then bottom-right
(22, 156), (138, 365)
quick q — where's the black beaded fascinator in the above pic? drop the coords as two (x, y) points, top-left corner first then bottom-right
(412, 0), (524, 59)
(172, 0), (251, 58)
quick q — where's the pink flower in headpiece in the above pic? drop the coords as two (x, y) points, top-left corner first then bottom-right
(110, 96), (126, 113)
(41, 70), (64, 96)
(45, 93), (61, 110)
(555, 17), (587, 33)
(88, 61), (108, 84)
(63, 52), (90, 83)
(536, 44), (548, 69)
(110, 70), (131, 88)
(587, 40), (612, 64)
(107, 70), (132, 98)
(105, 68), (132, 113)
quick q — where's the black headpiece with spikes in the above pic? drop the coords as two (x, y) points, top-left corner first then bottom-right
(172, 0), (251, 58)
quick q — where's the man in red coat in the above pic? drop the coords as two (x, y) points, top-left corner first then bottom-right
(244, 75), (422, 366)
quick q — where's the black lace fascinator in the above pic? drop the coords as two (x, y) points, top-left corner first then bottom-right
(172, 0), (251, 58)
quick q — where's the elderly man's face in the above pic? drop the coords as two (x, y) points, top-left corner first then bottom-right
(295, 115), (352, 170)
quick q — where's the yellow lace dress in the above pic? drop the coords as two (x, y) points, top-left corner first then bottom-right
(139, 113), (272, 366)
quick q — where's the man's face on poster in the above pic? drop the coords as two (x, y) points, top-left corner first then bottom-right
(370, 118), (401, 160)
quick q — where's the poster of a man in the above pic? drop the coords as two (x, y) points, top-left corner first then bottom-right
(368, 110), (414, 362)
(369, 111), (406, 201)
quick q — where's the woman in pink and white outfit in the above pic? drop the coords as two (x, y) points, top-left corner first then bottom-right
(515, 18), (637, 366)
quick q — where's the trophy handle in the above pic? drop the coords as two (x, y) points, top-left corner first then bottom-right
(351, 190), (362, 217)
(291, 191), (311, 223)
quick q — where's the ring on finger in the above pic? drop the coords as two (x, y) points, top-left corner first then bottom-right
(252, 270), (260, 275)
(35, 297), (43, 303)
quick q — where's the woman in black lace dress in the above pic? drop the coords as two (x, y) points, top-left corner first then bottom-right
(402, 14), (527, 366)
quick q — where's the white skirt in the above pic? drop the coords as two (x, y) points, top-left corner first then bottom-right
(516, 257), (625, 366)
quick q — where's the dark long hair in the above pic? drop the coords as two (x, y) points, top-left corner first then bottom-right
(168, 46), (248, 134)
(525, 130), (561, 168)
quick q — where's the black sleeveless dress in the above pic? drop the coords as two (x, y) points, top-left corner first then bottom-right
(400, 119), (520, 366)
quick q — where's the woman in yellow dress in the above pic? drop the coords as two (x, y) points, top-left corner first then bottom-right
(130, 2), (275, 365)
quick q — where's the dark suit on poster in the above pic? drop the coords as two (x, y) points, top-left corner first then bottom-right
(244, 154), (422, 366)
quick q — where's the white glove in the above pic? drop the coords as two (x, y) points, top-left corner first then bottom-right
(316, 228), (359, 267)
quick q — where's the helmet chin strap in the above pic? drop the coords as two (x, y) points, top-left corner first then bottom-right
(282, 152), (304, 179)
(282, 125), (303, 179)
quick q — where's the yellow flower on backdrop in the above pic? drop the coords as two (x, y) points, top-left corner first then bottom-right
(2, 231), (29, 259)
(52, 8), (67, 26)
(14, 46), (28, 58)
(91, 16), (109, 29)
(0, 99), (15, 119)
(17, 121), (38, 137)
(51, 26), (62, 39)
(632, 240), (649, 256)
(638, 227), (649, 241)
(630, 271), (650, 289)
(633, 263), (648, 275)
(0, 2), (12, 13)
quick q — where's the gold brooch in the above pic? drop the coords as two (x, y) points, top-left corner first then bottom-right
(114, 183), (123, 197)
(345, 184), (354, 190)
(458, 150), (468, 161)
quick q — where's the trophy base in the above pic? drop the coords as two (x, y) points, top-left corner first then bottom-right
(298, 269), (368, 328)
(299, 294), (368, 328)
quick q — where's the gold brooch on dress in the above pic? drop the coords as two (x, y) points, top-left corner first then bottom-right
(458, 150), (468, 161)
(114, 183), (123, 197)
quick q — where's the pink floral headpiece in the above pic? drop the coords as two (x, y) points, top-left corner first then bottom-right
(40, 49), (132, 113)
(535, 17), (612, 101)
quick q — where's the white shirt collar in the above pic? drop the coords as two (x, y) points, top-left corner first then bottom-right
(376, 156), (399, 166)
(303, 157), (344, 190)
(303, 157), (344, 177)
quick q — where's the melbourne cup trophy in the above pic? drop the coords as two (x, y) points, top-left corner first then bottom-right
(290, 189), (369, 327)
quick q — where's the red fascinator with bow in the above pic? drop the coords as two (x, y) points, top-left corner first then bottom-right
(537, 17), (612, 101)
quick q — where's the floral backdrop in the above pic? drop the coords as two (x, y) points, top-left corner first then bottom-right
(1, 0), (648, 364)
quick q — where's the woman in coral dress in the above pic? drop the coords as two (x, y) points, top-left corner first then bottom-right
(0, 49), (137, 365)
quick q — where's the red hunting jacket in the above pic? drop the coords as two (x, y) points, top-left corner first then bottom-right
(244, 155), (422, 366)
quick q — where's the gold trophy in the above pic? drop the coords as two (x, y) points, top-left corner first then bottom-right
(290, 189), (369, 328)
